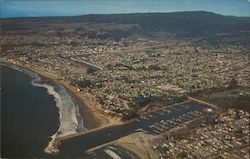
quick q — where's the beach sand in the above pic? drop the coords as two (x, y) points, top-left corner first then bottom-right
(114, 132), (160, 159)
(57, 80), (110, 129)
(1, 60), (151, 158)
(2, 60), (113, 129)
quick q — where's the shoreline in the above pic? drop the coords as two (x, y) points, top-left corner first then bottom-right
(0, 60), (112, 130)
(57, 80), (110, 129)
(1, 60), (155, 158)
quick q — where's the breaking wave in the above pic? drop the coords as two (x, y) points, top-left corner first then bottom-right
(2, 64), (86, 154)
(28, 71), (86, 154)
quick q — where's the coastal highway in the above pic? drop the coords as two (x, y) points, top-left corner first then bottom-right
(55, 101), (208, 158)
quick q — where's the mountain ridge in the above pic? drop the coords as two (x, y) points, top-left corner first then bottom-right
(1, 11), (249, 41)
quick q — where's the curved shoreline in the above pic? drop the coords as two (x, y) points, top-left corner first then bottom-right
(0, 61), (112, 154)
(1, 63), (85, 153)
(59, 81), (109, 129)
(0, 61), (111, 129)
(1, 61), (152, 159)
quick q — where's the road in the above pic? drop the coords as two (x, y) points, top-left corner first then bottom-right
(63, 43), (172, 72)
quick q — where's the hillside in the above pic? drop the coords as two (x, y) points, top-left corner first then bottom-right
(1, 11), (249, 42)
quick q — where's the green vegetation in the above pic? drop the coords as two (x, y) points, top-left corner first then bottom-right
(228, 77), (238, 89)
(158, 146), (168, 154)
(121, 109), (138, 121)
(203, 89), (239, 99)
(77, 79), (92, 88)
(121, 94), (185, 121)
(191, 85), (250, 111)
(178, 151), (188, 158)
(129, 94), (185, 111)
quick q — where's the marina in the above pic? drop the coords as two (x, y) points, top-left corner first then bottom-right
(55, 101), (210, 158)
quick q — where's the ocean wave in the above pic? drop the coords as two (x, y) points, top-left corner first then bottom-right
(43, 84), (80, 154)
(1, 63), (25, 73)
(27, 72), (87, 154)
(2, 64), (86, 154)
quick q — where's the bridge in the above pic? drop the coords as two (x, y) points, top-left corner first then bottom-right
(50, 100), (214, 158)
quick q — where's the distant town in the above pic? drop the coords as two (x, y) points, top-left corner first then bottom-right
(1, 12), (249, 159)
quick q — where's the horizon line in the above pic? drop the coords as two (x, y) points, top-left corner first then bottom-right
(1, 10), (249, 19)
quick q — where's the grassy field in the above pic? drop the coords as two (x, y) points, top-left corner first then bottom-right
(192, 87), (250, 111)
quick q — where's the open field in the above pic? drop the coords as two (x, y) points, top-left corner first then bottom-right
(191, 87), (250, 111)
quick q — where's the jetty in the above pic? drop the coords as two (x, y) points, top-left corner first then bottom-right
(49, 100), (215, 158)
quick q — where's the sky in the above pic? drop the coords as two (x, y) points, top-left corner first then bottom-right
(1, 0), (249, 18)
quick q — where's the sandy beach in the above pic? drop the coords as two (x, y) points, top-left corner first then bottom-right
(1, 60), (112, 130)
(114, 132), (159, 159)
(56, 80), (110, 129)
(1, 60), (158, 159)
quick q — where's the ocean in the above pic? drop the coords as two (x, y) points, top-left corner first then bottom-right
(0, 64), (84, 158)
(1, 63), (204, 159)
(0, 64), (135, 159)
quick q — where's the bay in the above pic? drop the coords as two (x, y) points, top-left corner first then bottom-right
(1, 65), (59, 158)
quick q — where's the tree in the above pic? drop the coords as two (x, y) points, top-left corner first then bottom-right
(121, 109), (138, 121)
(77, 79), (92, 88)
(178, 151), (188, 158)
(228, 77), (238, 89)
(159, 146), (168, 154)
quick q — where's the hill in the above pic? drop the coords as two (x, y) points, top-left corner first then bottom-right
(1, 11), (249, 42)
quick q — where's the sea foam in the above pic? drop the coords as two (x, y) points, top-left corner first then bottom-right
(42, 84), (83, 154)
(4, 64), (86, 154)
(29, 72), (86, 154)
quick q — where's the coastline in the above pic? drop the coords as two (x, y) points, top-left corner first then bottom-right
(57, 80), (110, 129)
(0, 60), (111, 130)
(1, 61), (155, 159)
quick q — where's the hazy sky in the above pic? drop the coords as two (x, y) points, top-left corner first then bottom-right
(1, 0), (249, 18)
